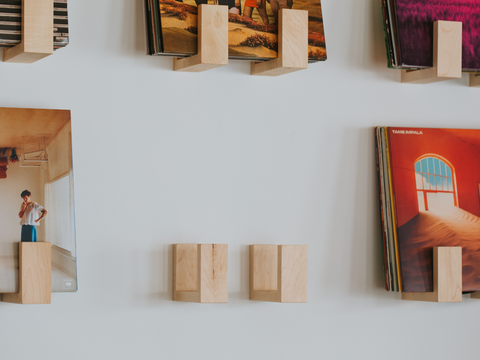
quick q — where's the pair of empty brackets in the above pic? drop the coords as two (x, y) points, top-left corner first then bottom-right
(172, 244), (308, 303)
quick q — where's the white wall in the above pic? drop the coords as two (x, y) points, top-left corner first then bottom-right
(1, 0), (479, 359)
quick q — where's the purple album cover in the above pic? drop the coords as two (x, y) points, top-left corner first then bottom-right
(395, 0), (480, 71)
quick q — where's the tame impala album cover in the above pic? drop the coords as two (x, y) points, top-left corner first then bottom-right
(387, 127), (480, 293)
(156, 0), (326, 61)
(0, 108), (77, 293)
(391, 0), (480, 71)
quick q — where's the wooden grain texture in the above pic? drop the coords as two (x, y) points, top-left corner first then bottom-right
(251, 9), (308, 76)
(174, 244), (198, 291)
(402, 247), (462, 303)
(470, 73), (480, 87)
(249, 245), (280, 302)
(173, 244), (228, 303)
(200, 244), (228, 303)
(174, 5), (228, 72)
(401, 21), (462, 84)
(172, 244), (200, 302)
(280, 245), (308, 303)
(252, 245), (277, 291)
(1, 242), (51, 304)
(250, 245), (307, 302)
(4, 0), (53, 63)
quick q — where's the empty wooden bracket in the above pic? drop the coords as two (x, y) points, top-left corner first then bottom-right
(3, 0), (53, 63)
(173, 5), (228, 72)
(251, 9), (308, 76)
(1, 242), (51, 304)
(402, 247), (462, 303)
(173, 244), (228, 303)
(401, 21), (462, 84)
(470, 73), (480, 87)
(250, 245), (307, 302)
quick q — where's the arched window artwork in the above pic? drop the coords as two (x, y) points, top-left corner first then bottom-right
(414, 156), (457, 212)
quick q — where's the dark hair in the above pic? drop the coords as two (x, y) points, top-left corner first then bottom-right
(20, 190), (31, 198)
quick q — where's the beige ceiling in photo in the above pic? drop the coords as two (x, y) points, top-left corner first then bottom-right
(0, 107), (71, 148)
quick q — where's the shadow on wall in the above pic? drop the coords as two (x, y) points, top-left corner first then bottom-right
(131, 244), (172, 305)
(131, 0), (173, 71)
(346, 0), (392, 73)
(322, 128), (389, 299)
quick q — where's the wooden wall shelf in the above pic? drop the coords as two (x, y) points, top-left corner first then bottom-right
(250, 245), (307, 303)
(173, 244), (228, 303)
(470, 73), (480, 87)
(3, 0), (53, 63)
(173, 5), (228, 72)
(402, 247), (462, 302)
(171, 7), (312, 75)
(401, 21), (462, 84)
(1, 242), (51, 304)
(251, 9), (308, 76)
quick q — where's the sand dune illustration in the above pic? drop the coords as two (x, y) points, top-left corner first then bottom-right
(398, 206), (480, 292)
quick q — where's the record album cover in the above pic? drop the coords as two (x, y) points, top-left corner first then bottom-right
(386, 127), (480, 292)
(384, 0), (480, 71)
(151, 0), (326, 61)
(0, 0), (69, 49)
(0, 108), (77, 293)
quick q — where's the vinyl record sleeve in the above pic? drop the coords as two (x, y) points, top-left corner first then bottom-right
(0, 0), (69, 49)
(150, 0), (327, 62)
(386, 127), (480, 293)
(383, 0), (480, 71)
(0, 108), (78, 293)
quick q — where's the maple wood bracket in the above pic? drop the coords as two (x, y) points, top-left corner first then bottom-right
(402, 247), (462, 302)
(251, 9), (308, 76)
(250, 245), (307, 303)
(173, 5), (228, 72)
(3, 0), (53, 63)
(1, 242), (51, 304)
(401, 21), (462, 84)
(173, 244), (228, 303)
(470, 73), (480, 87)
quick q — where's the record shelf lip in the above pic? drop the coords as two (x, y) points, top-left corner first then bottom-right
(173, 4), (229, 72)
(401, 246), (462, 303)
(3, 0), (54, 64)
(400, 21), (462, 84)
(173, 244), (228, 303)
(250, 8), (309, 77)
(249, 245), (308, 303)
(469, 73), (480, 87)
(0, 242), (52, 305)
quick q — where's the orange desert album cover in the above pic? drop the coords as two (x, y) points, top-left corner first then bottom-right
(381, 127), (480, 293)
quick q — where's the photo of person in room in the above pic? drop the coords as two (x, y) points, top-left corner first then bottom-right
(18, 190), (47, 242)
(0, 107), (77, 294)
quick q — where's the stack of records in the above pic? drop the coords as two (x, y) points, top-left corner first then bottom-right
(376, 127), (480, 293)
(145, 0), (327, 62)
(381, 0), (480, 71)
(0, 0), (69, 50)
